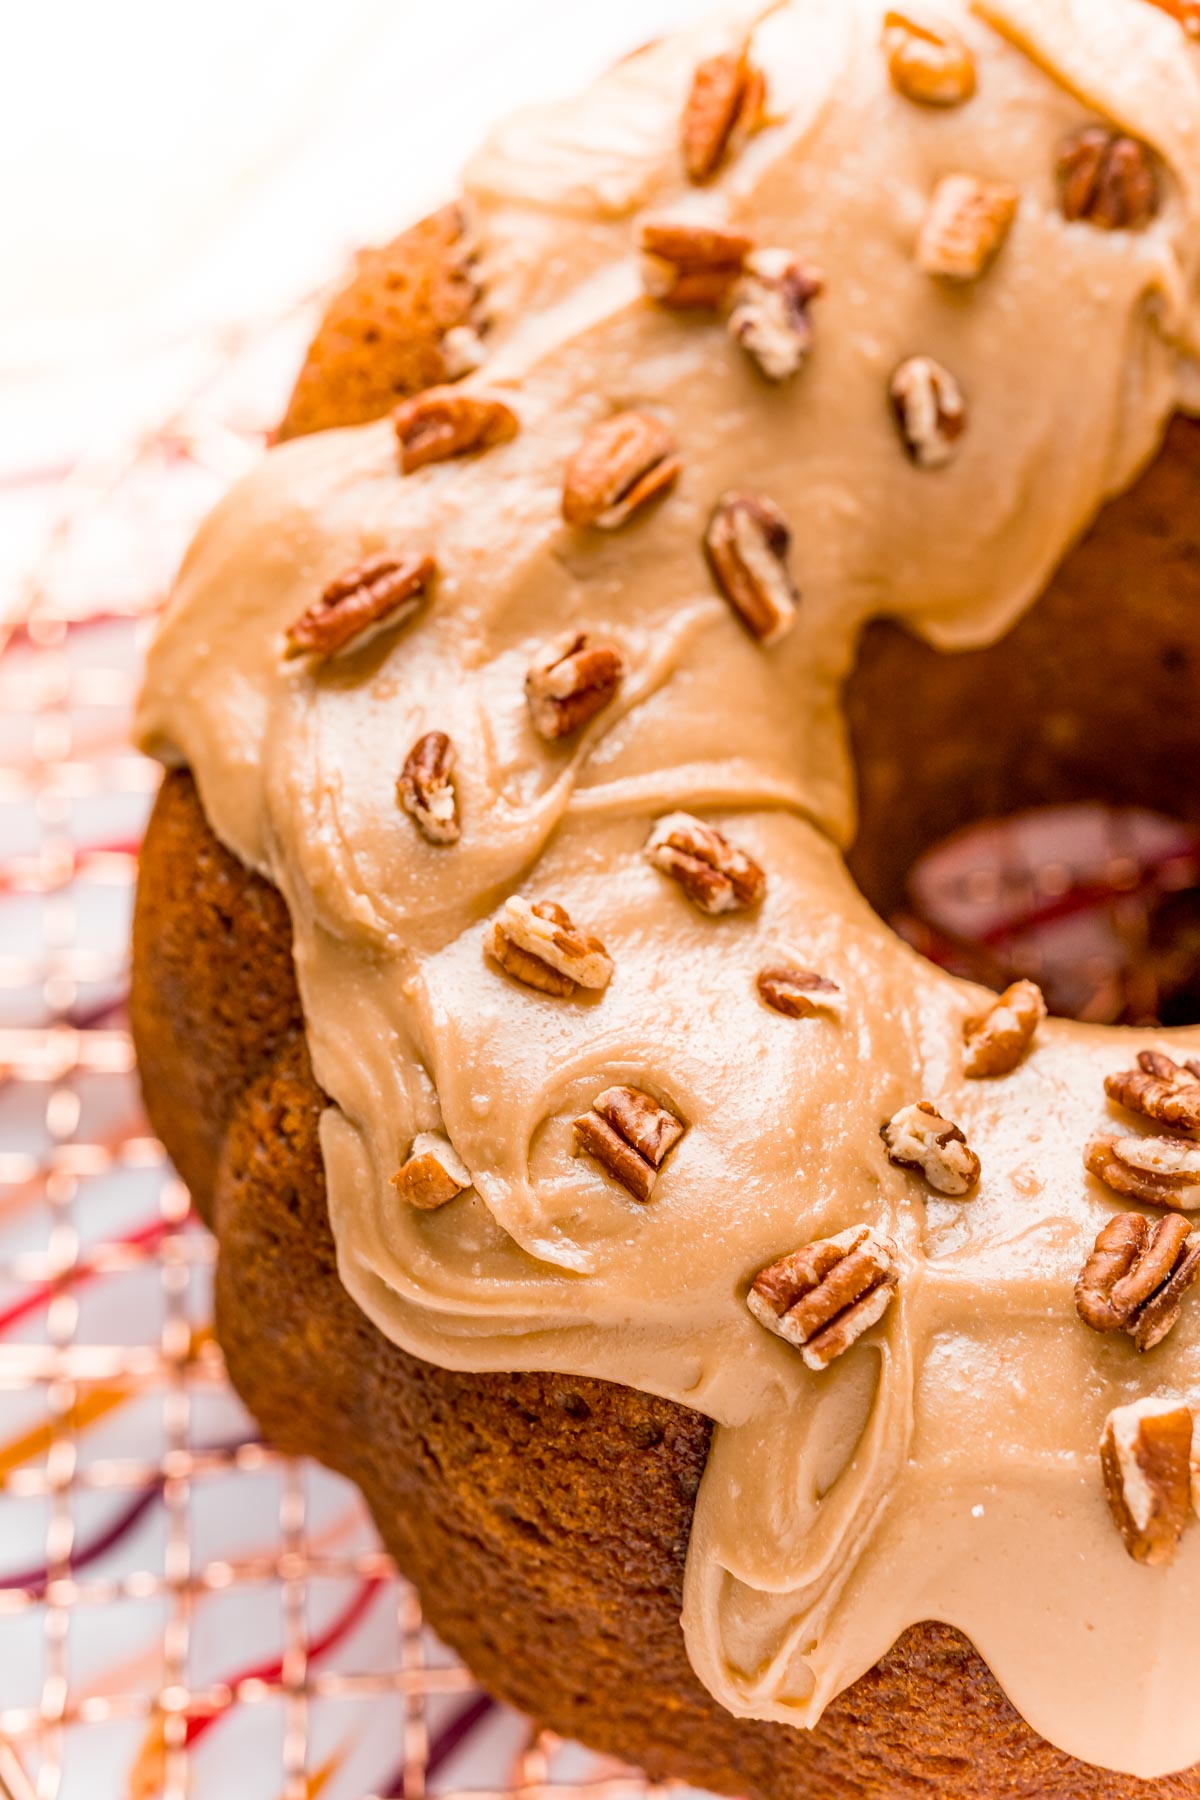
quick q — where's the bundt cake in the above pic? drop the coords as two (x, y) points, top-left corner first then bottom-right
(132, 2), (1200, 1792)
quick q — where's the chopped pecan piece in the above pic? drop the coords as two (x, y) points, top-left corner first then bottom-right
(488, 898), (614, 998)
(758, 966), (843, 1020)
(890, 356), (967, 470)
(645, 812), (766, 915)
(682, 48), (768, 184)
(704, 491), (799, 645)
(284, 555), (435, 661)
(1076, 1212), (1200, 1352)
(573, 1086), (685, 1202)
(398, 731), (460, 845)
(1084, 1134), (1200, 1212)
(637, 218), (754, 309)
(883, 11), (976, 107)
(1058, 126), (1159, 231)
(525, 632), (624, 741)
(916, 174), (1019, 281)
(392, 1131), (472, 1211)
(728, 250), (823, 382)
(440, 324), (488, 382)
(1101, 1397), (1195, 1565)
(393, 386), (519, 474)
(882, 1101), (980, 1197)
(962, 979), (1046, 1078)
(562, 412), (681, 530)
(748, 1226), (899, 1371)
(1105, 1050), (1200, 1133)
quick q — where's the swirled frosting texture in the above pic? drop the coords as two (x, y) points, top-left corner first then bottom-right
(138, 0), (1200, 1776)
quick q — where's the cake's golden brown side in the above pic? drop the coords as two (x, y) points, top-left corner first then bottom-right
(133, 768), (1200, 1800)
(131, 207), (1200, 1796)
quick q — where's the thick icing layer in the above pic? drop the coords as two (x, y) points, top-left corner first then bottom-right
(138, 0), (1200, 1776)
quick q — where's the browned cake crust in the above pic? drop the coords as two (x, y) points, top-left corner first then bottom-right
(132, 207), (1200, 1796)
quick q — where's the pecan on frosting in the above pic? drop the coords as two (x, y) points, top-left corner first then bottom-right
(916, 174), (1019, 283)
(962, 980), (1045, 1078)
(1076, 1213), (1200, 1352)
(1105, 1050), (1200, 1133)
(681, 47), (768, 184)
(393, 387), (519, 474)
(637, 218), (754, 310)
(890, 356), (967, 469)
(398, 731), (460, 845)
(392, 1132), (473, 1211)
(645, 813), (766, 915)
(728, 250), (823, 382)
(1058, 126), (1159, 231)
(487, 898), (614, 999)
(1101, 1397), (1196, 1565)
(883, 11), (976, 107)
(525, 632), (624, 741)
(573, 1086), (685, 1202)
(1084, 1134), (1200, 1211)
(757, 966), (843, 1019)
(284, 555), (436, 661)
(883, 1102), (980, 1196)
(704, 492), (799, 645)
(562, 412), (681, 530)
(748, 1226), (899, 1370)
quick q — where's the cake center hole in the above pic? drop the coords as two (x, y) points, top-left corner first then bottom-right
(883, 803), (1200, 1026)
(842, 420), (1200, 1028)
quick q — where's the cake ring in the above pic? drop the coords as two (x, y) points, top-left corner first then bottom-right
(133, 2), (1200, 1791)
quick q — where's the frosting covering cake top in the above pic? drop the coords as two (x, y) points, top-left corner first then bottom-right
(138, 0), (1200, 1776)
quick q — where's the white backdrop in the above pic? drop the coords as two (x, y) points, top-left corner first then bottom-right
(3, 0), (707, 487)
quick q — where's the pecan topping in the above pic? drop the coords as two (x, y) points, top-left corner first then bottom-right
(392, 1131), (472, 1211)
(890, 356), (967, 470)
(398, 731), (459, 845)
(882, 1101), (980, 1197)
(284, 555), (435, 661)
(573, 1086), (685, 1202)
(645, 812), (766, 915)
(488, 898), (614, 998)
(962, 980), (1046, 1078)
(1084, 1134), (1200, 1212)
(562, 412), (681, 530)
(637, 218), (754, 310)
(682, 48), (768, 184)
(525, 632), (624, 741)
(758, 966), (843, 1020)
(1058, 126), (1159, 231)
(728, 250), (824, 382)
(704, 492), (799, 645)
(748, 1226), (899, 1371)
(440, 324), (488, 382)
(916, 174), (1019, 282)
(1101, 1397), (1195, 1565)
(1076, 1213), (1200, 1352)
(1144, 0), (1200, 36)
(393, 386), (519, 475)
(1105, 1050), (1200, 1133)
(883, 11), (977, 107)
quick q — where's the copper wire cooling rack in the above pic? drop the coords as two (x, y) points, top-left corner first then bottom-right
(5, 295), (1200, 1800)
(0, 304), (671, 1800)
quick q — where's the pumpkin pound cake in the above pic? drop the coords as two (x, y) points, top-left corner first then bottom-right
(133, 1), (1200, 1793)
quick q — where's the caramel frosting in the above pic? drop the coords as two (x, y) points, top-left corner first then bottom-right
(137, 0), (1200, 1777)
